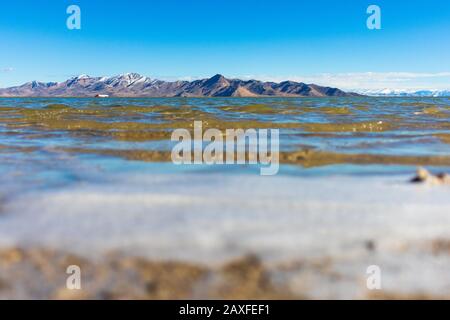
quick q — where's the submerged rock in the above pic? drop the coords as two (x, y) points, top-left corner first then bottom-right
(411, 167), (450, 185)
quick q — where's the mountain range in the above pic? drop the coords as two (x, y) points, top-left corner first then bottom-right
(0, 73), (359, 97)
(357, 89), (450, 97)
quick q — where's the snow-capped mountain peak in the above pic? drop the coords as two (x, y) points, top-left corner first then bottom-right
(71, 74), (91, 80)
(0, 74), (359, 97)
(103, 73), (151, 87)
(357, 88), (450, 97)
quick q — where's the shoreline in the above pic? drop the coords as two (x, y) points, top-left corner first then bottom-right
(0, 248), (298, 300)
(1, 172), (450, 298)
(1, 243), (449, 300)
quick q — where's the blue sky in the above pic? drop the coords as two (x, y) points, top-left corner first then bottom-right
(0, 0), (449, 89)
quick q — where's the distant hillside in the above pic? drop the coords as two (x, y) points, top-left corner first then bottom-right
(0, 73), (360, 97)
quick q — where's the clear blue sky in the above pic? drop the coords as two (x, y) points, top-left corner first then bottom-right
(0, 0), (449, 89)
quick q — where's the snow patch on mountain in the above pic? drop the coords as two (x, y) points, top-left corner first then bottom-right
(357, 89), (450, 97)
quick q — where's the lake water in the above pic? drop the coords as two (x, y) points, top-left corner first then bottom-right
(1, 97), (450, 298)
(1, 96), (450, 191)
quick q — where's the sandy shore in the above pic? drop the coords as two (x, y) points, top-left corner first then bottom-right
(1, 171), (450, 299)
(1, 243), (449, 300)
(0, 248), (298, 300)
